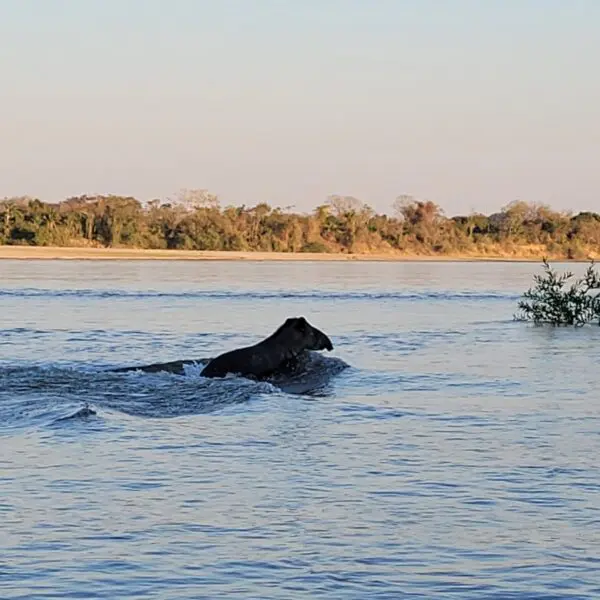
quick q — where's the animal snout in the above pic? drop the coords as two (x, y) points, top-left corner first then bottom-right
(322, 335), (333, 351)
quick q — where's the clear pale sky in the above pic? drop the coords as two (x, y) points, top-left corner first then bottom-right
(2, 0), (599, 216)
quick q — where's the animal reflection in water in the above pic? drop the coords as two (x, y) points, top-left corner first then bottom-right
(113, 317), (348, 395)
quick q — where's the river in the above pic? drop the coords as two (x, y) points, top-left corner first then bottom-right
(1, 258), (598, 599)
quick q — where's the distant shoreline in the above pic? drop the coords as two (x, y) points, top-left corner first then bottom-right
(0, 245), (580, 263)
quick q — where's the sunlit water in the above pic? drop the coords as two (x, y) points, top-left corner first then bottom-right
(1, 259), (599, 599)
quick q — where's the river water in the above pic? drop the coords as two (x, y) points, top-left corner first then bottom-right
(1, 259), (599, 599)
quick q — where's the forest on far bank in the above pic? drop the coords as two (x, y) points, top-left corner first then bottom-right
(1, 190), (599, 260)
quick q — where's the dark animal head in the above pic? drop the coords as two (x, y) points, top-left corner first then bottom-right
(277, 316), (333, 353)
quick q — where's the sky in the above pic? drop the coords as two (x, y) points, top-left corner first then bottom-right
(1, 0), (599, 216)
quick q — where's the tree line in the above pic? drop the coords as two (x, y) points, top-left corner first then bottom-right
(1, 190), (599, 259)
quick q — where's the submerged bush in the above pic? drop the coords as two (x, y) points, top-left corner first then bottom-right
(514, 258), (600, 326)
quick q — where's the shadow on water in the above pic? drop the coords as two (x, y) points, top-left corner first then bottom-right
(0, 352), (350, 429)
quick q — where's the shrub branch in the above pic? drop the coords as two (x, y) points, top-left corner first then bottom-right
(514, 258), (600, 326)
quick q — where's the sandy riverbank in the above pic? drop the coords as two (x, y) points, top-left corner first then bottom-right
(0, 245), (564, 262)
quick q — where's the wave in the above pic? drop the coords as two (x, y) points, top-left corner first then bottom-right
(0, 353), (351, 429)
(0, 287), (520, 301)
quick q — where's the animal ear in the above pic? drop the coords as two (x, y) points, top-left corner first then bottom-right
(296, 316), (308, 330)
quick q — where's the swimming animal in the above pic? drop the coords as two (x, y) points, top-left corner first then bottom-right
(200, 316), (333, 379)
(112, 359), (197, 375)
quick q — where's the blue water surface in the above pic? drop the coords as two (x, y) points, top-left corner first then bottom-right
(1, 259), (599, 599)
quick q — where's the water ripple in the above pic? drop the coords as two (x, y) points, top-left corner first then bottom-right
(0, 287), (518, 301)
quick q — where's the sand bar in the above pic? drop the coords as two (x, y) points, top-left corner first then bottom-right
(0, 245), (566, 262)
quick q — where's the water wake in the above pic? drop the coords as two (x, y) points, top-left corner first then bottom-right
(0, 352), (350, 429)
